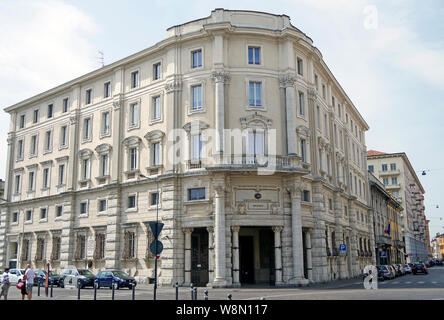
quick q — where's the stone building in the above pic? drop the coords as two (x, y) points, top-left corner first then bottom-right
(0, 9), (373, 287)
(367, 150), (428, 263)
(368, 172), (404, 265)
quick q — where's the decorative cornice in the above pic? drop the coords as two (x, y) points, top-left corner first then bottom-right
(211, 70), (230, 83)
(279, 74), (297, 88)
(165, 78), (182, 93)
(144, 130), (165, 142)
(240, 112), (272, 129)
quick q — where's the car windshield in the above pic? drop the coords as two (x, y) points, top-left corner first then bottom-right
(48, 271), (58, 276)
(78, 270), (94, 276)
(20, 270), (25, 274)
(112, 271), (129, 278)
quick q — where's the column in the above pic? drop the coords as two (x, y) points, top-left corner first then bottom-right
(212, 182), (227, 287)
(231, 226), (240, 287)
(212, 71), (229, 159)
(280, 76), (297, 156)
(207, 227), (214, 285)
(273, 226), (284, 285)
(305, 230), (313, 281)
(183, 228), (193, 285)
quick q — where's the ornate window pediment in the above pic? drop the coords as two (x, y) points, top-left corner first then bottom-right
(296, 125), (310, 137)
(122, 136), (142, 147)
(144, 130), (165, 142)
(78, 148), (93, 160)
(240, 113), (272, 129)
(183, 120), (209, 133)
(95, 143), (112, 155)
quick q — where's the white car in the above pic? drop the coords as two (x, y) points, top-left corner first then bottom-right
(7, 269), (26, 285)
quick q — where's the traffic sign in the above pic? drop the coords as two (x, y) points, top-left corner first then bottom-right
(148, 222), (164, 238)
(150, 240), (164, 255)
(339, 244), (347, 251)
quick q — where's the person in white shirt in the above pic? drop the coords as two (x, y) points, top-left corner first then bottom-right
(24, 264), (36, 300)
(0, 268), (10, 300)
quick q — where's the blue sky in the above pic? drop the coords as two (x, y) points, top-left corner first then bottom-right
(1, 0), (443, 238)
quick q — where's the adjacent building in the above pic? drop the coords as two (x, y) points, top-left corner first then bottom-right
(0, 9), (373, 287)
(431, 233), (444, 259)
(367, 151), (428, 263)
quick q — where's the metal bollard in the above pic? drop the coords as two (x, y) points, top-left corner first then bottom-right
(175, 282), (179, 301)
(227, 293), (232, 300)
(204, 289), (208, 300)
(131, 283), (135, 301)
(94, 283), (97, 300)
(193, 287), (197, 301)
(77, 279), (81, 300)
(38, 280), (41, 296)
(190, 283), (194, 300)
(50, 282), (53, 298)
(111, 280), (115, 300)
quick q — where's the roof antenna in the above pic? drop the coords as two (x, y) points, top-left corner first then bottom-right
(98, 51), (105, 67)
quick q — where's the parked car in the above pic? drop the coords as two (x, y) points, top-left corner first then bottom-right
(396, 264), (406, 276)
(59, 268), (96, 288)
(412, 263), (428, 275)
(7, 269), (25, 285)
(391, 264), (401, 277)
(362, 267), (384, 282)
(378, 265), (394, 280)
(34, 270), (61, 287)
(436, 259), (443, 266)
(403, 264), (412, 274)
(95, 270), (137, 290)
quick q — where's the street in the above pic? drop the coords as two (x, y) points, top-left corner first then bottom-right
(3, 266), (444, 300)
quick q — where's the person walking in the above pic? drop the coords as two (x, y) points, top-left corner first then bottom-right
(0, 268), (10, 300)
(19, 265), (28, 300)
(24, 264), (36, 300)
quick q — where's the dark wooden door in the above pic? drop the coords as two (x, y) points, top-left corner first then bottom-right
(240, 236), (255, 284)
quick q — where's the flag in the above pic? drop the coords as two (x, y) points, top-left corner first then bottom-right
(387, 224), (391, 235)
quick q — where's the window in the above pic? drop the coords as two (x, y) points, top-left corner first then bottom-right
(302, 190), (310, 202)
(383, 178), (389, 185)
(314, 74), (319, 91)
(191, 134), (202, 160)
(247, 130), (265, 157)
(128, 195), (136, 208)
(319, 149), (323, 171)
(297, 58), (303, 75)
(30, 135), (37, 156)
(40, 208), (47, 220)
(101, 112), (110, 135)
(104, 82), (111, 98)
(392, 177), (398, 185)
(82, 158), (90, 180)
(248, 46), (260, 65)
(58, 164), (65, 185)
(300, 139), (307, 163)
(17, 139), (24, 160)
(131, 71), (139, 88)
(249, 81), (262, 107)
(47, 104), (54, 118)
(83, 118), (91, 140)
(382, 164), (388, 172)
(26, 210), (32, 221)
(326, 154), (331, 175)
(86, 89), (92, 105)
(192, 85), (203, 110)
(152, 96), (161, 120)
(42, 168), (49, 189)
(152, 142), (161, 166)
(316, 106), (321, 129)
(324, 113), (328, 135)
(322, 84), (326, 99)
(33, 109), (39, 123)
(334, 125), (338, 146)
(192, 49), (202, 68)
(56, 205), (63, 217)
(338, 104), (342, 118)
(19, 115), (25, 129)
(99, 199), (107, 212)
(151, 192), (159, 206)
(153, 62), (161, 80)
(129, 147), (137, 171)
(75, 234), (86, 260)
(129, 103), (139, 127)
(188, 188), (205, 201)
(11, 212), (19, 223)
(80, 202), (87, 215)
(60, 125), (68, 147)
(298, 92), (305, 116)
(51, 237), (61, 260)
(344, 206), (348, 216)
(390, 163), (396, 171)
(15, 175), (21, 194)
(44, 130), (52, 152)
(368, 165), (374, 173)
(332, 96), (335, 108)
(123, 231), (135, 259)
(100, 154), (109, 176)
(329, 199), (333, 210)
(28, 171), (35, 192)
(63, 98), (69, 113)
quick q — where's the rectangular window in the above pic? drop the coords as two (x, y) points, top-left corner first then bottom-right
(131, 71), (139, 88)
(128, 195), (136, 208)
(60, 125), (68, 147)
(153, 62), (161, 80)
(192, 49), (202, 68)
(392, 177), (398, 185)
(12, 212), (18, 223)
(316, 106), (321, 129)
(28, 171), (35, 191)
(152, 96), (161, 120)
(83, 118), (91, 140)
(390, 163), (396, 171)
(15, 175), (21, 194)
(188, 188), (205, 201)
(314, 74), (319, 91)
(329, 199), (333, 210)
(56, 205), (63, 217)
(129, 103), (139, 127)
(192, 85), (203, 110)
(82, 159), (90, 180)
(322, 84), (326, 99)
(249, 81), (262, 107)
(58, 164), (65, 185)
(324, 113), (328, 135)
(319, 149), (323, 171)
(301, 139), (307, 163)
(327, 154), (331, 175)
(104, 82), (111, 98)
(47, 104), (53, 118)
(20, 115), (25, 129)
(101, 154), (109, 176)
(383, 178), (389, 185)
(33, 109), (39, 123)
(80, 202), (87, 215)
(40, 208), (47, 220)
(382, 164), (388, 172)
(368, 165), (374, 173)
(302, 190), (310, 202)
(99, 199), (107, 212)
(334, 124), (338, 146)
(17, 139), (24, 160)
(338, 104), (342, 118)
(102, 112), (110, 135)
(298, 92), (305, 116)
(248, 131), (264, 157)
(30, 135), (37, 156)
(86, 89), (92, 105)
(26, 210), (32, 221)
(191, 134), (202, 160)
(151, 192), (159, 206)
(297, 58), (303, 75)
(248, 46), (260, 65)
(42, 168), (49, 188)
(129, 147), (137, 171)
(153, 142), (161, 166)
(63, 98), (69, 113)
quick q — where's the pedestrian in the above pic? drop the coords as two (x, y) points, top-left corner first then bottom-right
(19, 266), (28, 300)
(24, 264), (36, 300)
(0, 268), (10, 300)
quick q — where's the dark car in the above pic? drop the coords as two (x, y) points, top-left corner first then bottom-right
(379, 265), (395, 280)
(34, 270), (61, 287)
(95, 270), (137, 290)
(412, 263), (428, 275)
(59, 269), (96, 288)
